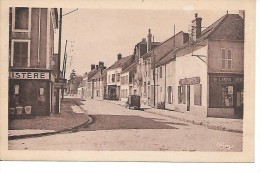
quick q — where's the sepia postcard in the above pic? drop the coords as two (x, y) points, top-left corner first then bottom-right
(0, 0), (256, 162)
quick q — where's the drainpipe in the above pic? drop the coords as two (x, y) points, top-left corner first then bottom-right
(37, 9), (41, 64)
(164, 64), (167, 104)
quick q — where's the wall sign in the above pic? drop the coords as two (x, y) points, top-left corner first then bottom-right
(14, 85), (19, 94)
(179, 77), (200, 85)
(211, 77), (243, 83)
(9, 72), (50, 80)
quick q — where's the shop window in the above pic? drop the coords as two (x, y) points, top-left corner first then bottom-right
(221, 86), (234, 107)
(194, 84), (202, 106)
(13, 7), (30, 31)
(221, 48), (232, 70)
(168, 86), (172, 104)
(12, 41), (29, 67)
(178, 85), (186, 104)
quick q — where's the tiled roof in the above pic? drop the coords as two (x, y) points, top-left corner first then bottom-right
(121, 61), (138, 74)
(87, 68), (98, 81)
(141, 31), (188, 64)
(107, 55), (133, 70)
(155, 50), (176, 67)
(156, 13), (244, 67)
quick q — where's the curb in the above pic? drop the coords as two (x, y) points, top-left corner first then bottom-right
(9, 102), (92, 140)
(102, 100), (242, 133)
(144, 109), (243, 133)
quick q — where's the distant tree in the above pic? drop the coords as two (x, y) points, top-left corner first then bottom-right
(67, 69), (83, 94)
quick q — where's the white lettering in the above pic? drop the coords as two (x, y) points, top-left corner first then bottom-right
(9, 72), (49, 80)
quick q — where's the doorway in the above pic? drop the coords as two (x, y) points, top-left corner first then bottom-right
(235, 86), (243, 118)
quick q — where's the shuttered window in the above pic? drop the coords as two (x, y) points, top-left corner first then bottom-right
(194, 84), (202, 106)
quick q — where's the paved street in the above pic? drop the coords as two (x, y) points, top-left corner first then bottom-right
(9, 99), (242, 151)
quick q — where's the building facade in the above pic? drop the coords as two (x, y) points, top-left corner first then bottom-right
(175, 12), (244, 118)
(8, 7), (59, 116)
(106, 54), (133, 100)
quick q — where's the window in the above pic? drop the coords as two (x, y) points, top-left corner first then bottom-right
(116, 73), (120, 82)
(221, 86), (234, 107)
(159, 66), (162, 78)
(221, 48), (232, 70)
(12, 40), (30, 67)
(13, 7), (30, 31)
(194, 84), (202, 106)
(126, 75), (128, 84)
(168, 86), (173, 104)
(178, 85), (186, 104)
(112, 74), (115, 82)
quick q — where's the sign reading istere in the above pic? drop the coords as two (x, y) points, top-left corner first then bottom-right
(9, 72), (50, 80)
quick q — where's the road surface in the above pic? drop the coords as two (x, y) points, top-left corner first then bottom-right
(9, 99), (242, 151)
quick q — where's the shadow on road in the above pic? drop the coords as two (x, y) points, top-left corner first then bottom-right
(77, 114), (189, 131)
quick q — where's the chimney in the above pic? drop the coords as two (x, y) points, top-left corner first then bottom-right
(142, 38), (146, 42)
(191, 13), (202, 41)
(147, 29), (152, 52)
(239, 10), (245, 20)
(91, 64), (95, 70)
(96, 65), (99, 69)
(117, 53), (122, 61)
(99, 61), (104, 68)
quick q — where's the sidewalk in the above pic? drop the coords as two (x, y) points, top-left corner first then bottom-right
(102, 99), (243, 133)
(9, 98), (91, 140)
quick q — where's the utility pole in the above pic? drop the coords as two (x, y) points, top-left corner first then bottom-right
(61, 40), (68, 99)
(153, 36), (156, 107)
(55, 8), (62, 114)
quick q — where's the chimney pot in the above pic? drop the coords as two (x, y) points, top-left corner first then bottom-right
(91, 64), (95, 70)
(191, 13), (202, 40)
(117, 53), (122, 61)
(147, 29), (152, 51)
(96, 65), (99, 69)
(99, 61), (104, 68)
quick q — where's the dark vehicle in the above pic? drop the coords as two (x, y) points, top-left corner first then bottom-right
(125, 95), (141, 109)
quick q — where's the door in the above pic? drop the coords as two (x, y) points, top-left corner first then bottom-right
(151, 85), (155, 107)
(187, 85), (190, 111)
(36, 81), (50, 116)
(235, 86), (243, 118)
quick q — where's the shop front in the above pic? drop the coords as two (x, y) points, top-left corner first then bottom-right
(9, 69), (53, 117)
(175, 76), (207, 116)
(208, 73), (244, 118)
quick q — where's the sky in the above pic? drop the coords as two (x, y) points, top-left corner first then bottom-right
(59, 9), (239, 79)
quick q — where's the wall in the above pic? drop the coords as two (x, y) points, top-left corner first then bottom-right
(208, 40), (244, 73)
(156, 65), (166, 104)
(175, 45), (208, 117)
(165, 60), (176, 110)
(107, 67), (122, 86)
(120, 72), (129, 102)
